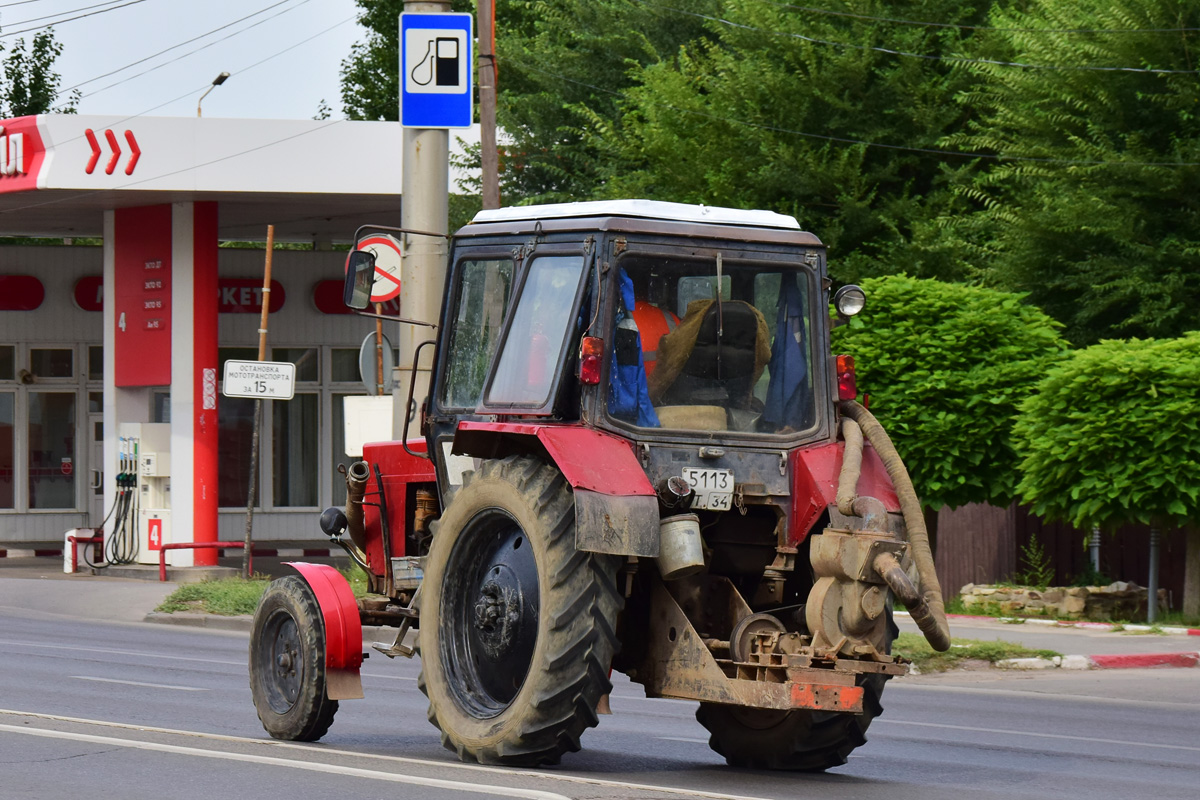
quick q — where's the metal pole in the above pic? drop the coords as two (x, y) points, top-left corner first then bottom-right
(396, 0), (451, 439)
(1090, 525), (1101, 573)
(375, 302), (385, 395)
(1147, 526), (1160, 624)
(243, 225), (275, 578)
(478, 0), (500, 209)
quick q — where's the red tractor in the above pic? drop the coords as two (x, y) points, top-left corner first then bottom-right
(248, 200), (950, 770)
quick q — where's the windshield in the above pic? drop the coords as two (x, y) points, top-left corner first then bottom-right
(608, 254), (816, 436)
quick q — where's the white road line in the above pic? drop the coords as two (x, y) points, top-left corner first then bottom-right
(0, 724), (569, 800)
(875, 719), (1200, 753)
(659, 737), (708, 743)
(0, 710), (779, 800)
(891, 681), (1200, 711)
(0, 638), (242, 667)
(70, 676), (208, 692)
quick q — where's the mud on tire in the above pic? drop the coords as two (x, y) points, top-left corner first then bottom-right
(249, 575), (339, 741)
(418, 456), (624, 766)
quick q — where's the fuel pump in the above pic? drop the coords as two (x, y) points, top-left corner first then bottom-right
(114, 423), (172, 566)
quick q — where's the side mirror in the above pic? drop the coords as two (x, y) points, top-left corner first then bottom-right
(343, 250), (376, 310)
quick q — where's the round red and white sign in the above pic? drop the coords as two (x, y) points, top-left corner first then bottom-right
(349, 234), (403, 303)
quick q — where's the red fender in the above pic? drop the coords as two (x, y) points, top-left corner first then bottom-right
(285, 562), (364, 700)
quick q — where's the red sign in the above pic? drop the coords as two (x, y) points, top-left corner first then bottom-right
(74, 276), (103, 311)
(114, 206), (172, 387)
(0, 116), (45, 195)
(85, 128), (141, 176)
(219, 279), (285, 314)
(147, 517), (162, 551)
(312, 280), (400, 315)
(61, 458), (73, 477)
(0, 275), (44, 310)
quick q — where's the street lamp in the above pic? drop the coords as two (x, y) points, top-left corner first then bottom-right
(197, 72), (230, 118)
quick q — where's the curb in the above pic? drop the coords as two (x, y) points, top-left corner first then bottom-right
(143, 611), (252, 631)
(896, 609), (1200, 637)
(996, 651), (1200, 671)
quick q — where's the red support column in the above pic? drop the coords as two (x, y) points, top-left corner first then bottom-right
(192, 202), (219, 564)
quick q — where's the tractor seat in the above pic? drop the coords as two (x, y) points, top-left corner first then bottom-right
(657, 300), (763, 409)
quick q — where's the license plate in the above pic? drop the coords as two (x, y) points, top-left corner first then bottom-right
(682, 467), (734, 511)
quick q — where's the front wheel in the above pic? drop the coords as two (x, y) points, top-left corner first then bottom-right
(418, 456), (624, 766)
(249, 575), (339, 741)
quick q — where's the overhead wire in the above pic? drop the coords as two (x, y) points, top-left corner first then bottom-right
(746, 0), (1200, 34)
(633, 1), (1200, 75)
(4, 0), (137, 28)
(506, 55), (1200, 167)
(59, 0), (299, 93)
(0, 0), (148, 38)
(79, 0), (316, 99)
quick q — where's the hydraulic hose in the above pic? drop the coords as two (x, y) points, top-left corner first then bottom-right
(839, 399), (951, 652)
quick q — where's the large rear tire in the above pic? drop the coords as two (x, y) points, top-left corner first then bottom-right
(418, 456), (623, 766)
(696, 612), (896, 771)
(249, 575), (339, 741)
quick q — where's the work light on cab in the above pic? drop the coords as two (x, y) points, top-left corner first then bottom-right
(833, 284), (866, 317)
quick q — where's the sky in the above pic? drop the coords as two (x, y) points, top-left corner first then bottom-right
(8, 0), (367, 120)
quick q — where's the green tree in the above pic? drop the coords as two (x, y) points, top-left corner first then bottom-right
(340, 0), (715, 201)
(1, 29), (76, 116)
(1013, 334), (1200, 615)
(831, 275), (1066, 552)
(944, 0), (1200, 345)
(586, 0), (994, 281)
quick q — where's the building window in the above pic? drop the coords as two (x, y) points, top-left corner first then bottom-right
(331, 348), (360, 383)
(30, 348), (74, 379)
(88, 346), (103, 381)
(28, 392), (76, 509)
(218, 395), (258, 508)
(273, 348), (318, 383)
(0, 392), (13, 508)
(273, 392), (318, 507)
(0, 346), (13, 381)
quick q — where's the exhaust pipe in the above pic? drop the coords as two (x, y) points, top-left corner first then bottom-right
(345, 460), (371, 554)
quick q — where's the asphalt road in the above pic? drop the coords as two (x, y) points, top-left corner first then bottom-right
(2, 608), (1198, 800)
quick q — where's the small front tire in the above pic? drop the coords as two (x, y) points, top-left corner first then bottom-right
(249, 575), (339, 741)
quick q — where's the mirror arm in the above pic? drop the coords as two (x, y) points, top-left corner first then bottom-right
(353, 223), (452, 243)
(353, 310), (438, 329)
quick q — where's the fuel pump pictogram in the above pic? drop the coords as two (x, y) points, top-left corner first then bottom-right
(410, 36), (461, 87)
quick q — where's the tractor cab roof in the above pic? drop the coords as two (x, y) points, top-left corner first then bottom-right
(461, 200), (823, 247)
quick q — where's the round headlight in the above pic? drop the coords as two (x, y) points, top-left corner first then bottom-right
(833, 284), (866, 317)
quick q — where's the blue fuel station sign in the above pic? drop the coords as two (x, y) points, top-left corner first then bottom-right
(399, 12), (474, 129)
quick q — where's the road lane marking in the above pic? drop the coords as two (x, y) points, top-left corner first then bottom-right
(0, 710), (777, 800)
(0, 724), (571, 800)
(891, 681), (1200, 711)
(71, 676), (208, 692)
(875, 719), (1200, 753)
(0, 638), (243, 667)
(660, 737), (708, 743)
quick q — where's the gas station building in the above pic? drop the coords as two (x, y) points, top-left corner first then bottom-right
(0, 113), (415, 563)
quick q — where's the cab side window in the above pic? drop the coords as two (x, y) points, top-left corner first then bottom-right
(440, 258), (514, 409)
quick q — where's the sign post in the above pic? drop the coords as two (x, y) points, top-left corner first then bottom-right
(397, 2), (462, 438)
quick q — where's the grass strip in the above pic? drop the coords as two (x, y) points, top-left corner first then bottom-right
(894, 632), (1060, 673)
(155, 568), (370, 616)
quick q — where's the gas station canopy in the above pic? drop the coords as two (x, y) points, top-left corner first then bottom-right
(0, 115), (405, 241)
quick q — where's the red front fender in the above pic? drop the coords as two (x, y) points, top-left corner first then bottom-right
(286, 562), (364, 700)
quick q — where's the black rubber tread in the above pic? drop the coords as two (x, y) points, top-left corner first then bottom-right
(249, 575), (339, 742)
(696, 612), (896, 771)
(418, 456), (624, 767)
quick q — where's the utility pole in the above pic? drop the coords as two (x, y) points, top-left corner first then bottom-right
(478, 0), (500, 209)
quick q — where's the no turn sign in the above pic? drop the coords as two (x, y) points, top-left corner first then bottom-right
(349, 234), (403, 303)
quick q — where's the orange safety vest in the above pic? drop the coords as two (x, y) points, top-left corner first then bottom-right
(632, 301), (679, 377)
